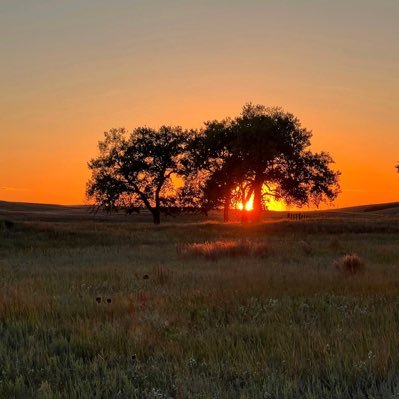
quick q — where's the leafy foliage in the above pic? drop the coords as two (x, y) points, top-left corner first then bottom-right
(87, 126), (190, 224)
(186, 104), (340, 220)
(87, 104), (340, 223)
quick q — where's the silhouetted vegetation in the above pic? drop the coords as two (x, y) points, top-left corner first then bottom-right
(87, 104), (340, 224)
(87, 126), (191, 224)
(189, 104), (340, 221)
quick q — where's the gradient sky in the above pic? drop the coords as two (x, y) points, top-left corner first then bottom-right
(1, 0), (398, 208)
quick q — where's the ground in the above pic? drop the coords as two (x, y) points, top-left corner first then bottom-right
(1, 201), (399, 398)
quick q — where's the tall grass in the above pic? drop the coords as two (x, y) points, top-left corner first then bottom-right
(176, 239), (270, 260)
(0, 218), (398, 398)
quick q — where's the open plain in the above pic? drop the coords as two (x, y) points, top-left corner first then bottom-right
(1, 201), (399, 398)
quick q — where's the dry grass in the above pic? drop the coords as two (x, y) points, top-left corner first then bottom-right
(335, 253), (365, 274)
(1, 217), (399, 398)
(299, 240), (312, 255)
(329, 236), (341, 251)
(152, 265), (172, 285)
(176, 239), (270, 260)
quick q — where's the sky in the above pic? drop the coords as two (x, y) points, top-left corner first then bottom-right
(0, 0), (398, 208)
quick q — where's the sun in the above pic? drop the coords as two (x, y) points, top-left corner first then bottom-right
(234, 183), (286, 212)
(237, 197), (285, 211)
(237, 197), (254, 211)
(236, 194), (285, 212)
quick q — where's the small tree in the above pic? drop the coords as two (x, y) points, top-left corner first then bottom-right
(87, 126), (190, 224)
(396, 162), (399, 174)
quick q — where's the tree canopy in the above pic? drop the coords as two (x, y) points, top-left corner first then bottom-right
(87, 126), (190, 224)
(87, 104), (341, 224)
(186, 104), (340, 221)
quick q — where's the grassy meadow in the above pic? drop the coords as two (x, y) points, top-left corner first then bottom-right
(1, 203), (399, 398)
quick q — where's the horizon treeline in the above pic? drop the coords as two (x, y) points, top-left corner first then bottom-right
(87, 103), (341, 224)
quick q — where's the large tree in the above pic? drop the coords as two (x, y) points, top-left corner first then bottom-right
(183, 119), (244, 221)
(189, 104), (340, 221)
(87, 126), (190, 224)
(233, 104), (340, 218)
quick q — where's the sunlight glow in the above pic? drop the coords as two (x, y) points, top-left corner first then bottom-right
(245, 196), (254, 211)
(235, 186), (286, 212)
(237, 196), (254, 211)
(266, 197), (286, 211)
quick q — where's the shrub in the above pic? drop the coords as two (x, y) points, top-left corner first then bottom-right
(335, 254), (365, 275)
(176, 240), (270, 261)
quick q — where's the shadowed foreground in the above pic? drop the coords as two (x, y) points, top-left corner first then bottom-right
(1, 209), (399, 398)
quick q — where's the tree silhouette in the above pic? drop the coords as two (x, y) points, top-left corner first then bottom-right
(88, 105), (340, 224)
(189, 104), (341, 221)
(184, 119), (245, 221)
(233, 104), (340, 219)
(87, 126), (190, 224)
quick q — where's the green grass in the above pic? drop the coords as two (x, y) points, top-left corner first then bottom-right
(1, 216), (399, 398)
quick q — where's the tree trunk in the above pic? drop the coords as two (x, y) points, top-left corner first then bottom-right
(152, 208), (161, 225)
(253, 180), (263, 222)
(152, 192), (161, 225)
(223, 195), (230, 222)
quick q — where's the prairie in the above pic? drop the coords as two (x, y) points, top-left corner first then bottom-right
(1, 201), (399, 398)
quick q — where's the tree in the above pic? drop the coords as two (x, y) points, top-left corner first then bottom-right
(184, 119), (244, 221)
(191, 104), (340, 221)
(396, 162), (399, 174)
(87, 126), (190, 224)
(234, 104), (341, 219)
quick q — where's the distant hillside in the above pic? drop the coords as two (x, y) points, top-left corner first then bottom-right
(1, 200), (398, 223)
(0, 201), (91, 222)
(0, 201), (123, 222)
(329, 202), (399, 214)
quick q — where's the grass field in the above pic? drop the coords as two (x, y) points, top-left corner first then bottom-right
(1, 202), (399, 398)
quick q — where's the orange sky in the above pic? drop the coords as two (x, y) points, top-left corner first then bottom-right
(1, 1), (398, 208)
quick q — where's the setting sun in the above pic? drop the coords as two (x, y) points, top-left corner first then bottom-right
(237, 196), (254, 211)
(236, 195), (285, 212)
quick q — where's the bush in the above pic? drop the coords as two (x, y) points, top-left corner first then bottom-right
(335, 254), (365, 275)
